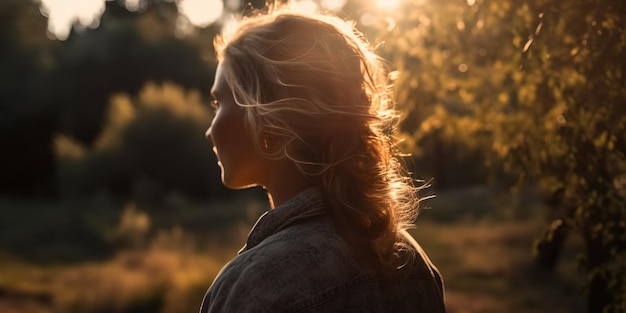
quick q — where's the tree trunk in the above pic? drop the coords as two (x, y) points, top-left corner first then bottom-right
(583, 226), (613, 313)
(534, 220), (569, 271)
(534, 194), (570, 271)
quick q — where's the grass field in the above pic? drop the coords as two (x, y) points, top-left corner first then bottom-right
(0, 186), (585, 313)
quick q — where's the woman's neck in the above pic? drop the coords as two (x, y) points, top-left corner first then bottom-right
(264, 159), (313, 208)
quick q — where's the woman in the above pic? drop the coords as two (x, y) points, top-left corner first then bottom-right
(201, 8), (445, 313)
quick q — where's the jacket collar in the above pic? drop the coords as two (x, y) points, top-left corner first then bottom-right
(240, 188), (327, 253)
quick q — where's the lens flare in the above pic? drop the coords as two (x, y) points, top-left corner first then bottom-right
(177, 0), (223, 28)
(39, 0), (107, 40)
(376, 0), (400, 10)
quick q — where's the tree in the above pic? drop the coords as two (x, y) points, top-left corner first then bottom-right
(375, 0), (626, 311)
(55, 82), (224, 201)
(0, 0), (57, 196)
(52, 0), (216, 145)
(1, 0), (220, 198)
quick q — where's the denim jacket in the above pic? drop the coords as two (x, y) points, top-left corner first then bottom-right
(200, 188), (446, 313)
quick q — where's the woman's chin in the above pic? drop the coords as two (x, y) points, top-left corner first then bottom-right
(221, 177), (259, 190)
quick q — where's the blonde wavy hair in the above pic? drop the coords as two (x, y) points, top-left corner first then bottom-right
(214, 8), (421, 266)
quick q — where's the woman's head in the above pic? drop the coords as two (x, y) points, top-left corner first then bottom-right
(214, 11), (394, 169)
(210, 9), (420, 265)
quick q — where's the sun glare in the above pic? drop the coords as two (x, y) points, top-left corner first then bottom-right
(39, 0), (108, 40)
(177, 0), (224, 28)
(289, 0), (319, 14)
(38, 0), (348, 40)
(320, 0), (347, 11)
(376, 0), (400, 10)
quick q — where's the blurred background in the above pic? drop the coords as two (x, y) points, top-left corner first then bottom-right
(0, 0), (624, 312)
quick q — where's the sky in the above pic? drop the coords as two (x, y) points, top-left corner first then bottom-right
(37, 0), (402, 40)
(38, 0), (230, 40)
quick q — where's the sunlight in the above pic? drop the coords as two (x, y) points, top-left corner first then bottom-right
(376, 0), (400, 10)
(124, 0), (145, 12)
(38, 0), (108, 40)
(320, 0), (347, 11)
(290, 0), (318, 14)
(177, 0), (224, 28)
(38, 0), (225, 40)
(220, 14), (241, 38)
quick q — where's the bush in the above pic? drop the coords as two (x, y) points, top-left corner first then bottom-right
(55, 82), (226, 202)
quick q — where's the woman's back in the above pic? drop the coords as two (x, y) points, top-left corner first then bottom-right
(201, 189), (445, 313)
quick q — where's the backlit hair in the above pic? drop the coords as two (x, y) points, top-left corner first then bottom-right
(214, 8), (422, 266)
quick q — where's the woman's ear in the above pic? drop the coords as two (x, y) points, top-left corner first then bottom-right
(259, 133), (288, 158)
(262, 136), (270, 152)
(259, 133), (278, 155)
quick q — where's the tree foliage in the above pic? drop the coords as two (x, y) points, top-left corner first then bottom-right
(55, 82), (223, 201)
(0, 0), (57, 195)
(376, 0), (626, 311)
(0, 0), (220, 199)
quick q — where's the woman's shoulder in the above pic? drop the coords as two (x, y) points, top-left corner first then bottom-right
(242, 220), (443, 286)
(205, 220), (445, 312)
(245, 216), (363, 278)
(207, 218), (369, 311)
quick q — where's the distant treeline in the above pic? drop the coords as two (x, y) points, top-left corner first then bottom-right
(1, 0), (230, 200)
